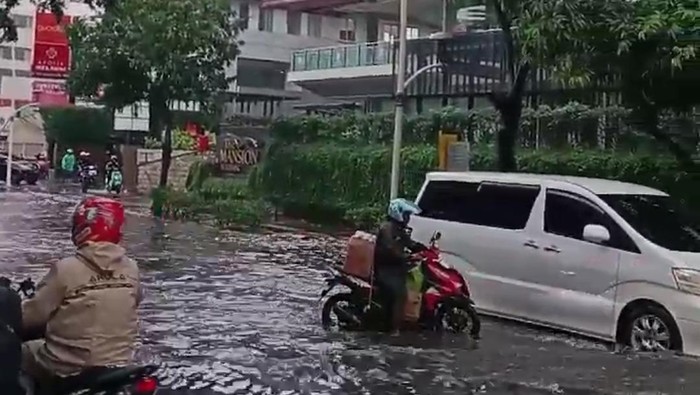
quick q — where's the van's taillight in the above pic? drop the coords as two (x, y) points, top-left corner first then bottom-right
(133, 376), (158, 394)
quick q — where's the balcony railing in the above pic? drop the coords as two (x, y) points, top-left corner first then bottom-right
(291, 41), (394, 72)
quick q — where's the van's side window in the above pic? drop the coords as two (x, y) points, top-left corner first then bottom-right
(417, 180), (540, 230)
(544, 190), (640, 253)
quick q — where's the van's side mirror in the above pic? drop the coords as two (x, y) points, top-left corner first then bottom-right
(583, 224), (610, 244)
(435, 232), (441, 241)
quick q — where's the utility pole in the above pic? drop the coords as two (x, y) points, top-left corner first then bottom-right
(389, 0), (408, 199)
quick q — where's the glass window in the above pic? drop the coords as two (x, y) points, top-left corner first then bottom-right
(239, 2), (249, 30)
(14, 69), (31, 77)
(600, 194), (700, 252)
(307, 14), (322, 38)
(14, 47), (30, 61)
(382, 24), (419, 42)
(417, 180), (540, 230)
(339, 18), (355, 42)
(12, 14), (31, 29)
(0, 46), (12, 60)
(0, 68), (12, 77)
(258, 8), (273, 32)
(287, 11), (301, 35)
(545, 190), (639, 253)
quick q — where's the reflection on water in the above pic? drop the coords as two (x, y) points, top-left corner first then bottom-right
(2, 189), (700, 394)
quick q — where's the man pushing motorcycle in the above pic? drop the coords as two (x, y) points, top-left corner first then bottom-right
(373, 198), (427, 334)
(21, 197), (142, 393)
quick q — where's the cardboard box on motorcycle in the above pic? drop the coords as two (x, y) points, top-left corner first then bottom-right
(343, 231), (422, 323)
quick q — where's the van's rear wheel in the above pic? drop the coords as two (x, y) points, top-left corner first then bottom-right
(620, 304), (682, 352)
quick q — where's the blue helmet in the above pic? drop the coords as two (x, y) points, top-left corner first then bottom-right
(387, 198), (421, 224)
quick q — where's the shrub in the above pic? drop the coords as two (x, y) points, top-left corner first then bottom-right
(268, 102), (682, 152)
(251, 143), (699, 229)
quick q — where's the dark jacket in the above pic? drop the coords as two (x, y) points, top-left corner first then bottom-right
(0, 282), (23, 395)
(373, 220), (424, 274)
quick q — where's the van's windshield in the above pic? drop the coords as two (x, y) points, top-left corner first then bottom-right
(599, 194), (700, 252)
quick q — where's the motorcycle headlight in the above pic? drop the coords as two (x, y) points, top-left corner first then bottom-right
(672, 268), (700, 295)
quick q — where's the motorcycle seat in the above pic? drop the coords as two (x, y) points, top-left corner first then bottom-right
(53, 365), (155, 394)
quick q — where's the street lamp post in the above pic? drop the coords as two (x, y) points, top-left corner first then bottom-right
(3, 102), (38, 187)
(389, 0), (408, 200)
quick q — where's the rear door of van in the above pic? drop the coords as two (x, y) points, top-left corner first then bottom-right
(410, 178), (543, 318)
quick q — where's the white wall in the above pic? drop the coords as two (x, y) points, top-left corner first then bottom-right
(232, 0), (364, 63)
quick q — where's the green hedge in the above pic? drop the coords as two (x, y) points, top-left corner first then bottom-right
(271, 102), (665, 149)
(251, 144), (699, 229)
(152, 175), (271, 229)
(270, 102), (697, 152)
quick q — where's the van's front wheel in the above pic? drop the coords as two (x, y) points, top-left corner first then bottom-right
(620, 304), (682, 352)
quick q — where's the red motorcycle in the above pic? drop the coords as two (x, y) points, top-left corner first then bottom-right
(320, 232), (481, 338)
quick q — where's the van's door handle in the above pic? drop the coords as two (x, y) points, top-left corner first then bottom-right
(523, 240), (539, 249)
(544, 245), (561, 253)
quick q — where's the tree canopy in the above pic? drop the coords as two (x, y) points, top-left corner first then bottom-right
(67, 0), (242, 185)
(460, 0), (698, 169)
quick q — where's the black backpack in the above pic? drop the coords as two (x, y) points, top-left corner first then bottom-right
(0, 278), (24, 395)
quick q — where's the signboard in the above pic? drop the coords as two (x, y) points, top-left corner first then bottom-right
(32, 11), (72, 78)
(217, 134), (264, 174)
(32, 80), (69, 106)
(446, 141), (470, 171)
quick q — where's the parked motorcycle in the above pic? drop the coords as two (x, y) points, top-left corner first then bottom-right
(320, 232), (481, 338)
(0, 277), (159, 395)
(105, 169), (123, 195)
(79, 164), (98, 193)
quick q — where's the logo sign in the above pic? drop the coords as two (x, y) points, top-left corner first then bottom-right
(32, 11), (72, 78)
(32, 80), (69, 106)
(218, 135), (263, 174)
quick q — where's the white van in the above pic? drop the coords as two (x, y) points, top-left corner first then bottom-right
(409, 171), (700, 355)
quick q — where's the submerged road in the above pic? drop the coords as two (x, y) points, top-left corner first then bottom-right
(1, 186), (699, 394)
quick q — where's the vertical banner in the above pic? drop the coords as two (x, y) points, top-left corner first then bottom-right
(31, 11), (72, 78)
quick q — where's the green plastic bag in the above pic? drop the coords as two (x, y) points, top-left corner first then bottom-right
(406, 265), (424, 293)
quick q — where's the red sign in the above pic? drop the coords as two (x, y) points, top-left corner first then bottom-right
(32, 11), (72, 78)
(32, 80), (69, 106)
(32, 43), (70, 77)
(0, 99), (11, 107)
(34, 12), (71, 44)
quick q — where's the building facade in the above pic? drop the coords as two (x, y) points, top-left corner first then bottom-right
(261, 0), (495, 115)
(0, 0), (94, 156)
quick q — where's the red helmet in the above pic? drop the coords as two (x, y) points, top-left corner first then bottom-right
(71, 197), (125, 247)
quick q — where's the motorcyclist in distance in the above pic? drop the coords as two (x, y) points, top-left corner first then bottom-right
(373, 198), (426, 335)
(21, 197), (142, 392)
(77, 151), (92, 170)
(104, 155), (121, 186)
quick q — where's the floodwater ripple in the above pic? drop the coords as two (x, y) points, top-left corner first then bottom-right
(2, 189), (700, 394)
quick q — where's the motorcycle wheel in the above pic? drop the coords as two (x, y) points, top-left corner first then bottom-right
(436, 299), (481, 339)
(321, 293), (360, 331)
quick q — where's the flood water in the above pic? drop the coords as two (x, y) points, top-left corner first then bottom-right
(2, 187), (700, 394)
